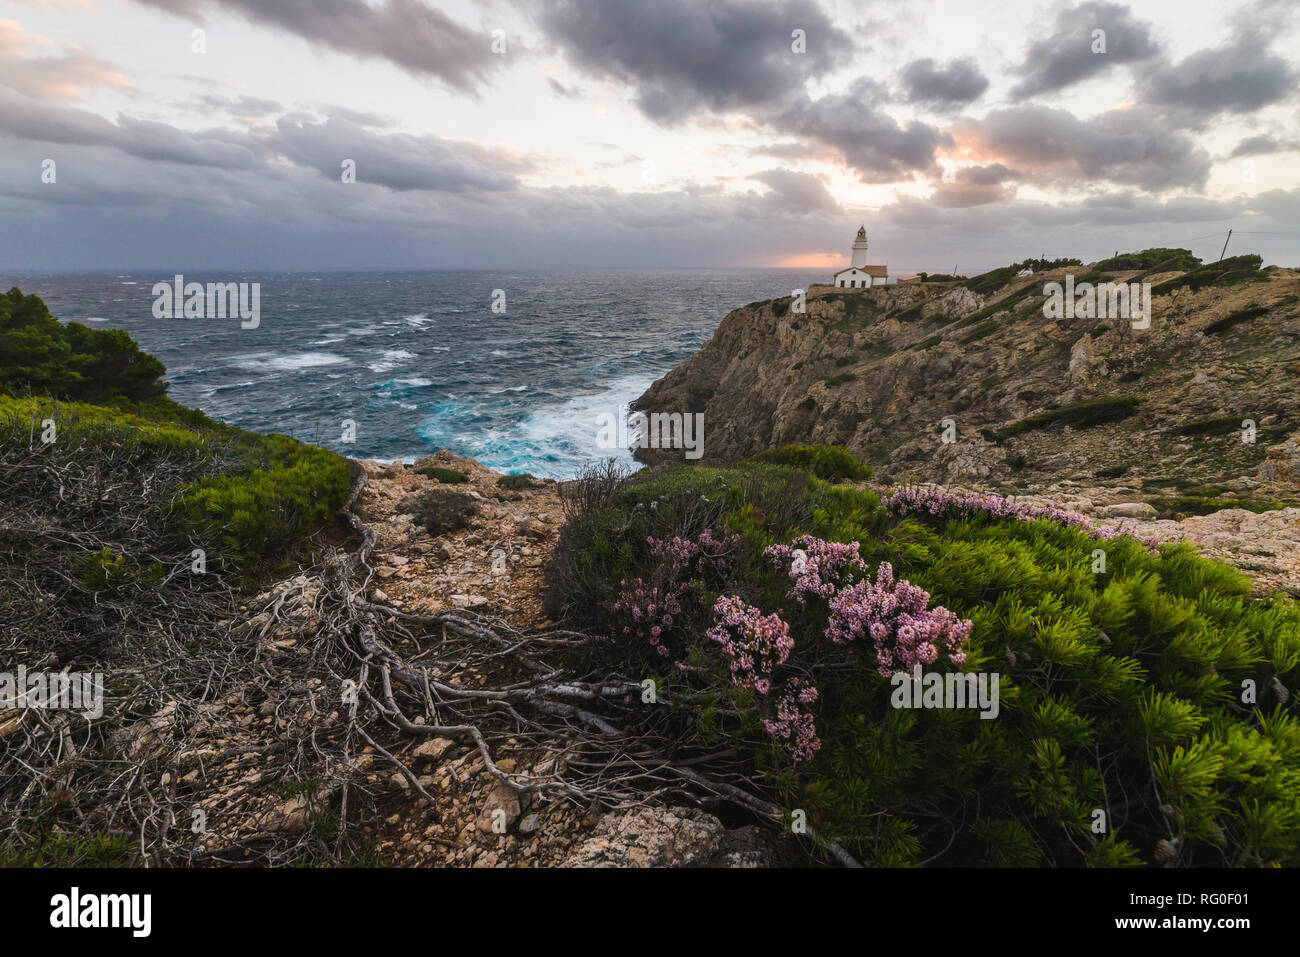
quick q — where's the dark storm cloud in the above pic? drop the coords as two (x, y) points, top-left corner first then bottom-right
(269, 117), (533, 192)
(133, 0), (499, 92)
(1010, 1), (1159, 99)
(1140, 31), (1297, 125)
(899, 58), (988, 107)
(951, 105), (1210, 192)
(776, 79), (949, 183)
(529, 0), (853, 123)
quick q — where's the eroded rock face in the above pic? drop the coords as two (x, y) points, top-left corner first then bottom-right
(631, 272), (1300, 490)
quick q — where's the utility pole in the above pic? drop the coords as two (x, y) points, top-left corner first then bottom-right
(1217, 229), (1233, 262)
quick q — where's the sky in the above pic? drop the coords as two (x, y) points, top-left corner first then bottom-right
(1, 0), (1299, 273)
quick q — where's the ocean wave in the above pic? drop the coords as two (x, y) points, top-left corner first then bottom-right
(368, 349), (417, 373)
(231, 352), (347, 372)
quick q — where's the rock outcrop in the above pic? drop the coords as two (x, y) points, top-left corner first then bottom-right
(632, 268), (1300, 493)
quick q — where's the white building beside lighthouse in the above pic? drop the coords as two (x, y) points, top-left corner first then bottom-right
(833, 226), (887, 288)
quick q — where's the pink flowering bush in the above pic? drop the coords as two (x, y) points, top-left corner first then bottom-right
(826, 561), (973, 676)
(763, 680), (820, 763)
(883, 486), (1160, 551)
(764, 535), (867, 603)
(705, 596), (820, 761)
(707, 596), (794, 694)
(611, 528), (737, 656)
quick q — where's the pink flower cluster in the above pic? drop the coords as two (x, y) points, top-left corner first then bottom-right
(612, 529), (738, 656)
(764, 535), (867, 603)
(826, 561), (973, 677)
(706, 595), (795, 694)
(882, 487), (1160, 551)
(706, 597), (820, 762)
(762, 680), (820, 763)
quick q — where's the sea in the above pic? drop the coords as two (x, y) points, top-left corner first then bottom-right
(5, 270), (825, 479)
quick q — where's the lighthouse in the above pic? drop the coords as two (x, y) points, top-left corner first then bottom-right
(850, 226), (869, 268)
(834, 226), (887, 288)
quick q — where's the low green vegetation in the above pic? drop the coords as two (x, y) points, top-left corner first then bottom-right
(1151, 255), (1270, 296)
(1204, 305), (1269, 335)
(826, 371), (857, 386)
(499, 472), (541, 490)
(1096, 248), (1202, 272)
(547, 455), (1300, 866)
(0, 832), (139, 868)
(991, 396), (1142, 441)
(0, 289), (353, 576)
(407, 487), (480, 536)
(1153, 495), (1291, 519)
(750, 444), (871, 482)
(416, 465), (469, 483)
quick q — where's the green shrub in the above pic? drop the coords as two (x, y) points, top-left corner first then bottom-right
(499, 473), (541, 490)
(1096, 464), (1130, 479)
(1204, 306), (1268, 335)
(992, 396), (1142, 441)
(407, 487), (480, 537)
(0, 832), (138, 867)
(0, 287), (168, 403)
(750, 444), (871, 482)
(416, 465), (468, 483)
(547, 463), (1300, 866)
(1096, 248), (1201, 272)
(827, 372), (856, 386)
(964, 264), (1023, 295)
(1175, 416), (1248, 436)
(1151, 255), (1269, 296)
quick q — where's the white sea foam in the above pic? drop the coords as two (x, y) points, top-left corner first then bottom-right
(231, 352), (347, 372)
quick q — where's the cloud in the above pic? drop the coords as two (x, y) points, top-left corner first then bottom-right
(268, 116), (535, 192)
(750, 168), (840, 212)
(0, 18), (133, 100)
(133, 0), (501, 92)
(776, 79), (949, 182)
(1010, 1), (1159, 99)
(950, 104), (1210, 192)
(900, 57), (988, 107)
(928, 163), (1020, 207)
(530, 0), (853, 123)
(1229, 134), (1300, 158)
(0, 85), (260, 167)
(547, 77), (580, 98)
(1140, 30), (1297, 125)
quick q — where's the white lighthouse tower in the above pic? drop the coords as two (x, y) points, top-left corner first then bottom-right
(850, 226), (869, 268)
(833, 225), (887, 288)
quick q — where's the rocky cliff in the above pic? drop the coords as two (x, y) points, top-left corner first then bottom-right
(632, 265), (1300, 498)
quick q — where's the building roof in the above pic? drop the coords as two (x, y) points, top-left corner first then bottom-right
(834, 264), (888, 277)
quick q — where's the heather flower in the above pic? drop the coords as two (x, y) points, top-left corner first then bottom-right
(763, 679), (820, 762)
(883, 487), (1161, 551)
(826, 561), (973, 677)
(765, 535), (867, 603)
(707, 596), (793, 692)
